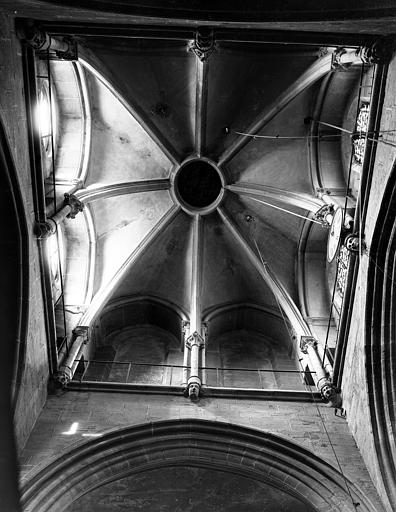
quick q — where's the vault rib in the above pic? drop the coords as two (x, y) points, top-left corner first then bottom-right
(195, 58), (208, 157)
(79, 204), (181, 326)
(190, 214), (203, 334)
(226, 183), (323, 213)
(75, 179), (171, 203)
(217, 206), (311, 338)
(218, 53), (333, 166)
(79, 57), (180, 166)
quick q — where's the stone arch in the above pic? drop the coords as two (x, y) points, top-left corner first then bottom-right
(0, 114), (29, 406)
(0, 113), (29, 509)
(366, 162), (396, 510)
(22, 419), (376, 512)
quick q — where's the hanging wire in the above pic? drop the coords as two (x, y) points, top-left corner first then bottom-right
(233, 131), (341, 140)
(232, 127), (396, 147)
(47, 50), (68, 352)
(314, 119), (396, 149)
(367, 252), (396, 285)
(248, 196), (324, 225)
(297, 357), (361, 510)
(252, 236), (299, 364)
(47, 50), (57, 213)
(252, 229), (359, 510)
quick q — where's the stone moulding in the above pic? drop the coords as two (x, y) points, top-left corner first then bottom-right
(365, 164), (396, 511)
(21, 419), (376, 512)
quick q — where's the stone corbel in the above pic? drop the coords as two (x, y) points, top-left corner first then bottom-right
(345, 233), (366, 254)
(188, 28), (216, 61)
(313, 204), (335, 228)
(359, 39), (394, 65)
(64, 193), (84, 219)
(35, 218), (57, 239)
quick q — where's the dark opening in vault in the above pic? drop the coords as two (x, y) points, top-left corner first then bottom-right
(176, 160), (222, 208)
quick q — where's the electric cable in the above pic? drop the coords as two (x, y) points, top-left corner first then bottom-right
(47, 51), (68, 353)
(248, 196), (323, 225)
(252, 229), (359, 509)
(297, 357), (361, 510)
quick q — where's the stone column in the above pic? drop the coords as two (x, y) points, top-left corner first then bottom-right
(185, 214), (205, 400)
(331, 40), (393, 69)
(300, 336), (341, 407)
(35, 193), (84, 239)
(185, 331), (205, 401)
(17, 19), (77, 60)
(201, 323), (208, 385)
(54, 326), (89, 387)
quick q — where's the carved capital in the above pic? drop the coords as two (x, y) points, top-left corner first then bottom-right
(359, 39), (394, 65)
(16, 20), (78, 60)
(186, 331), (205, 349)
(16, 19), (50, 51)
(55, 37), (78, 61)
(317, 47), (330, 58)
(313, 204), (335, 228)
(53, 368), (72, 388)
(188, 28), (216, 61)
(73, 325), (89, 342)
(64, 193), (84, 219)
(331, 42), (393, 69)
(332, 48), (353, 70)
(35, 219), (57, 239)
(319, 381), (342, 408)
(300, 336), (317, 354)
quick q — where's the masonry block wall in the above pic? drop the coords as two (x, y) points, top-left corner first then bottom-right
(20, 391), (384, 511)
(340, 53), (396, 512)
(0, 14), (49, 451)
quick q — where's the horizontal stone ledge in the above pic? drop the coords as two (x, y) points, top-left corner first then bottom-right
(68, 381), (321, 402)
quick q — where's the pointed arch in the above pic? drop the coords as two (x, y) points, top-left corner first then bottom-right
(21, 419), (377, 512)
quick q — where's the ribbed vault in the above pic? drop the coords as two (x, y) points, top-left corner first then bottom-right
(72, 41), (336, 342)
(33, 28), (368, 391)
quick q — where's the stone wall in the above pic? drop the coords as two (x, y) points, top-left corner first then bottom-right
(0, 13), (48, 451)
(20, 390), (384, 511)
(340, 53), (396, 512)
